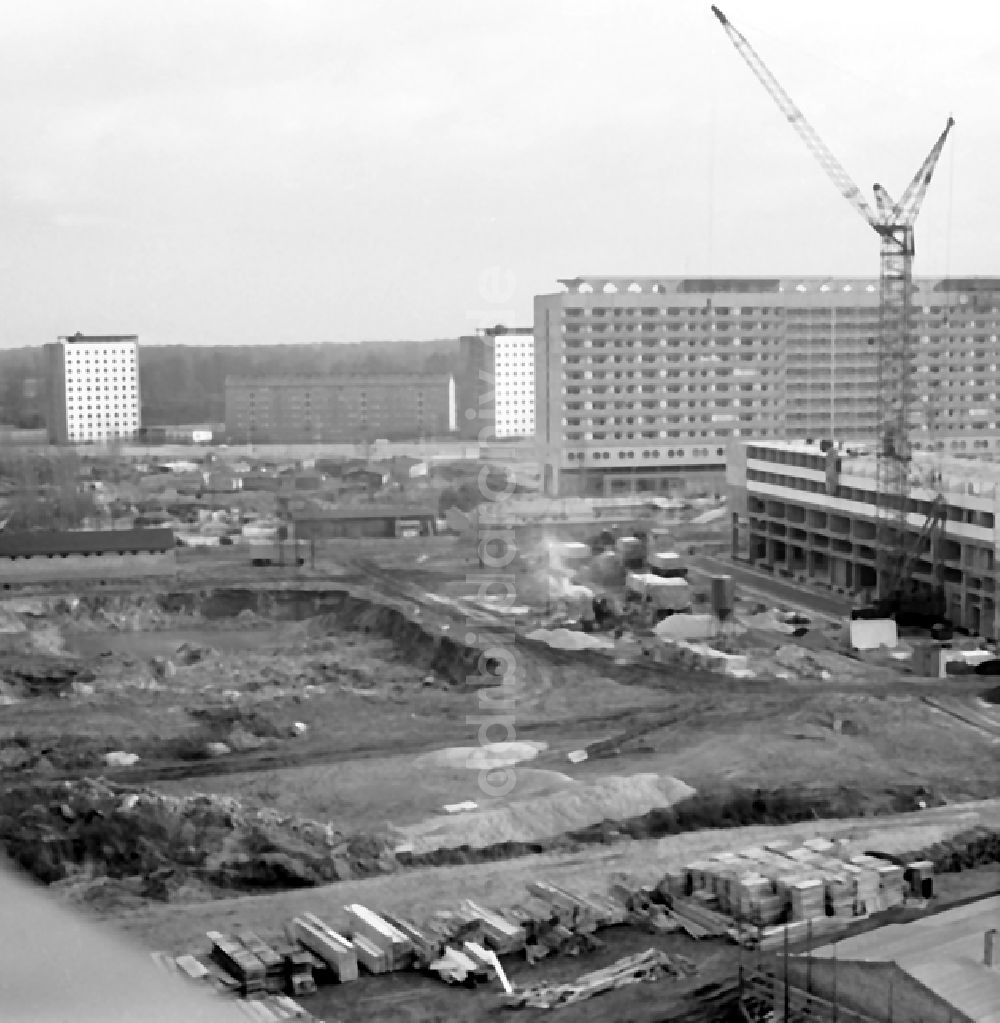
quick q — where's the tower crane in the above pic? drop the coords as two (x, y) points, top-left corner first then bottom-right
(711, 6), (954, 612)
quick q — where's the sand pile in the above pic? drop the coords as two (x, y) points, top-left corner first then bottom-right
(416, 741), (546, 770)
(525, 628), (614, 651)
(391, 773), (695, 854)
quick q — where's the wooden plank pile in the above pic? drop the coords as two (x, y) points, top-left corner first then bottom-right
(344, 903), (414, 972)
(379, 911), (444, 968)
(230, 994), (317, 1021)
(665, 895), (733, 939)
(235, 930), (286, 994)
(208, 930), (268, 996)
(460, 899), (526, 955)
(500, 948), (697, 1010)
(291, 914), (358, 983)
(272, 943), (318, 997)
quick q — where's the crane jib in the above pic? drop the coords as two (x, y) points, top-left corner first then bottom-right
(711, 6), (955, 611)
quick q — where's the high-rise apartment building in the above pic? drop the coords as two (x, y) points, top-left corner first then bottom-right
(224, 374), (455, 444)
(44, 333), (141, 445)
(456, 326), (534, 440)
(535, 276), (1000, 496)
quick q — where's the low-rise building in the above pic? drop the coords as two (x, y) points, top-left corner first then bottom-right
(0, 527), (176, 584)
(293, 505), (438, 540)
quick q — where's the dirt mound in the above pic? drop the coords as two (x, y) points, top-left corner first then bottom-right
(525, 628), (614, 651)
(0, 778), (398, 900)
(0, 657), (94, 698)
(390, 773), (695, 854)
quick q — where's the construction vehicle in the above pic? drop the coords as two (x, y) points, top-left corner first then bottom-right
(713, 7), (954, 626)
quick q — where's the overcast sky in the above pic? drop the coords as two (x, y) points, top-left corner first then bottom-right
(0, 0), (995, 347)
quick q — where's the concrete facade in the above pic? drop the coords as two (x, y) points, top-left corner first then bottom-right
(727, 439), (1000, 638)
(456, 326), (534, 441)
(45, 334), (141, 445)
(224, 375), (456, 444)
(535, 275), (1000, 497)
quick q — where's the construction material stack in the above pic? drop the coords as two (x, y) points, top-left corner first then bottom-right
(460, 900), (526, 955)
(208, 931), (267, 997)
(235, 930), (285, 994)
(344, 904), (414, 973)
(291, 914), (358, 983)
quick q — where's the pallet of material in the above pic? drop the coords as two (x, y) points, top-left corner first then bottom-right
(425, 908), (485, 945)
(527, 881), (597, 930)
(344, 904), (414, 971)
(380, 911), (444, 967)
(272, 944), (318, 997)
(292, 914), (358, 983)
(585, 892), (628, 927)
(208, 931), (267, 995)
(235, 930), (286, 993)
(352, 933), (389, 975)
(667, 898), (731, 938)
(175, 954), (211, 982)
(460, 900), (526, 954)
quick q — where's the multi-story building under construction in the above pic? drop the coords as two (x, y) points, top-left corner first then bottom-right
(727, 439), (1000, 638)
(535, 275), (1000, 497)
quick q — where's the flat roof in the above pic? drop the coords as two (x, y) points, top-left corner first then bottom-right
(58, 334), (138, 343)
(556, 275), (1000, 295)
(224, 374), (451, 387)
(744, 439), (1000, 495)
(0, 528), (174, 557)
(809, 895), (1000, 1023)
(293, 505), (436, 521)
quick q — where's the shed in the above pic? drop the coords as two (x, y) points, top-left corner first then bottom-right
(294, 505), (437, 540)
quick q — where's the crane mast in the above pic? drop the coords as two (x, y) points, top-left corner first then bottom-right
(711, 6), (954, 603)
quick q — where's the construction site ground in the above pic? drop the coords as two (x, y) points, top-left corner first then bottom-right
(1, 539), (998, 1019)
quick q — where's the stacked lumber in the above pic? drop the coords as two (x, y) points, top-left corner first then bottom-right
(788, 879), (825, 923)
(231, 994), (316, 1021)
(273, 943), (318, 997)
(235, 930), (285, 994)
(291, 914), (358, 983)
(208, 931), (267, 996)
(527, 881), (599, 932)
(379, 912), (444, 968)
(352, 934), (389, 975)
(424, 908), (486, 948)
(344, 904), (414, 971)
(500, 949), (697, 1010)
(460, 900), (526, 954)
(667, 896), (732, 938)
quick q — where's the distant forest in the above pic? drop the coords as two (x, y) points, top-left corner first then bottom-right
(0, 340), (459, 428)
